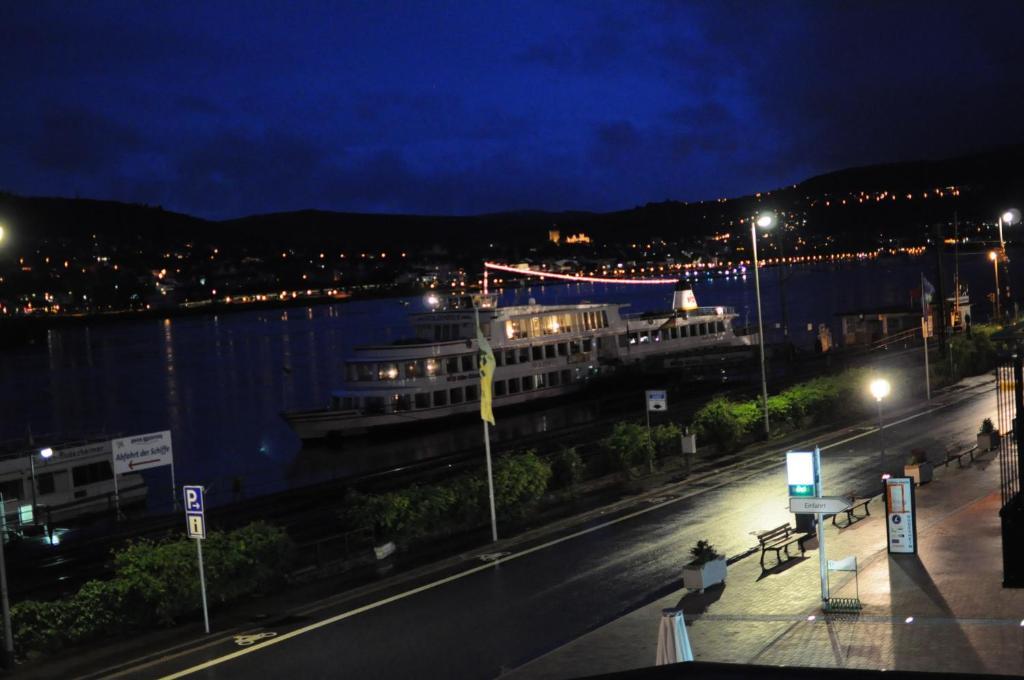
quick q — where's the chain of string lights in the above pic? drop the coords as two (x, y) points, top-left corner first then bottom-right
(483, 261), (678, 285)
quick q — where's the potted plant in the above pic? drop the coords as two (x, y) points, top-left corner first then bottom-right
(904, 448), (933, 486)
(682, 539), (727, 593)
(978, 418), (1000, 452)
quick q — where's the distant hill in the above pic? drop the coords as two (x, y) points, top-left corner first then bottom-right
(2, 143), (1024, 251)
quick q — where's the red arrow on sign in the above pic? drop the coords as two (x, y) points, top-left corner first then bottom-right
(129, 458), (162, 470)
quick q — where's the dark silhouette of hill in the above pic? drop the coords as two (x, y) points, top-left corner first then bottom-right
(2, 143), (1023, 251)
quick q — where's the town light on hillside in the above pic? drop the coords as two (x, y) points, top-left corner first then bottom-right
(750, 211), (777, 437)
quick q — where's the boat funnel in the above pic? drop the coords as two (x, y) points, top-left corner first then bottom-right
(673, 281), (698, 311)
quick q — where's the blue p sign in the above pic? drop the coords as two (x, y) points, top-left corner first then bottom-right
(183, 485), (204, 513)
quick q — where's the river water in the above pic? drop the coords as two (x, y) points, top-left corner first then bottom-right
(0, 253), (1009, 510)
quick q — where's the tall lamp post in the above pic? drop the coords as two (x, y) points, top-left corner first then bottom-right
(869, 378), (891, 462)
(991, 250), (1001, 321)
(751, 211), (776, 437)
(998, 209), (1020, 318)
(0, 224), (10, 668)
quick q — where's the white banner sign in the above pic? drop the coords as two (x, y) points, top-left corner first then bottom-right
(112, 430), (174, 475)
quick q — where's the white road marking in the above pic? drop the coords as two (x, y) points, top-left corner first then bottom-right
(157, 385), (993, 679)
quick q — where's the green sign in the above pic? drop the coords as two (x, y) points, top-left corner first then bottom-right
(789, 484), (816, 497)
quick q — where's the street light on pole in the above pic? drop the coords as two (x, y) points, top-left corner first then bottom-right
(991, 250), (1001, 321)
(998, 209), (1020, 318)
(869, 378), (891, 462)
(751, 211), (776, 437)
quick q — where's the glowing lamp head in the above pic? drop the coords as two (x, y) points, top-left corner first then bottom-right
(0, 225), (5, 243)
(1002, 209), (1020, 226)
(426, 294), (440, 307)
(755, 212), (777, 230)
(40, 447), (54, 459)
(990, 251), (998, 261)
(869, 378), (891, 402)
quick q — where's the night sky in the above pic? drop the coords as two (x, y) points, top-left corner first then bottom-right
(3, 1), (1024, 220)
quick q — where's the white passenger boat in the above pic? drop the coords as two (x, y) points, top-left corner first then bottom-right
(283, 284), (754, 439)
(0, 437), (147, 528)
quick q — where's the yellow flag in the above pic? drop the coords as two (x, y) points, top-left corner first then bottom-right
(477, 319), (496, 426)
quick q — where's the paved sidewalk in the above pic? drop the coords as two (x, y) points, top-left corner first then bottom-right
(506, 446), (1024, 678)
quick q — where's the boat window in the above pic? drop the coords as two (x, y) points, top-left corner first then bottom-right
(544, 344), (556, 359)
(531, 317), (542, 337)
(535, 373), (547, 388)
(507, 377), (520, 394)
(505, 349), (516, 365)
(557, 342), (568, 356)
(353, 363), (374, 381)
(433, 390), (448, 406)
(462, 354), (476, 372)
(364, 397), (386, 414)
(569, 340), (581, 354)
(662, 329), (671, 342)
(415, 393), (431, 409)
(582, 338), (592, 352)
(37, 472), (55, 495)
(378, 363), (399, 381)
(639, 332), (651, 344)
(653, 330), (662, 343)
(521, 375), (534, 390)
(465, 384), (478, 400)
(393, 394), (412, 412)
(494, 380), (507, 396)
(532, 346), (543, 361)
(670, 327), (678, 339)
(450, 387), (464, 404)
(548, 370), (560, 386)
(700, 323), (708, 336)
(628, 333), (637, 345)
(717, 321), (726, 333)
(404, 360), (423, 379)
(560, 369), (572, 384)
(0, 479), (22, 500)
(596, 337), (603, 349)
(619, 335), (628, 348)
(601, 311), (609, 328)
(582, 313), (591, 331)
(518, 347), (530, 363)
(494, 352), (504, 367)
(506, 319), (527, 339)
(72, 461), (113, 487)
(341, 397), (356, 410)
(446, 356), (460, 374)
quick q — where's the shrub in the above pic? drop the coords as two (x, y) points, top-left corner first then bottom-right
(687, 539), (722, 566)
(602, 421), (655, 475)
(650, 423), (682, 459)
(691, 396), (744, 452)
(493, 450), (552, 519)
(551, 447), (585, 489)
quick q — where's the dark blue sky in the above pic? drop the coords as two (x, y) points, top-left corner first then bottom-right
(2, 1), (1024, 219)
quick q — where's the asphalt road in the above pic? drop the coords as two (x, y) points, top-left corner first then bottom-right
(100, 378), (995, 680)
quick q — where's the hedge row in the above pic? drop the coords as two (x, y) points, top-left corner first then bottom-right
(346, 450), (552, 541)
(932, 324), (999, 386)
(691, 368), (873, 451)
(11, 521), (292, 658)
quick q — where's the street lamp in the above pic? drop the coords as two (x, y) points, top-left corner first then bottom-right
(869, 378), (891, 459)
(751, 211), (776, 437)
(998, 208), (1020, 254)
(991, 250), (1001, 320)
(29, 448), (54, 522)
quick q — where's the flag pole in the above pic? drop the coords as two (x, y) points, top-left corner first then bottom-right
(474, 303), (499, 543)
(921, 273), (931, 401)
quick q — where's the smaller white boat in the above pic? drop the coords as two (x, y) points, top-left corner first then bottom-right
(0, 437), (147, 529)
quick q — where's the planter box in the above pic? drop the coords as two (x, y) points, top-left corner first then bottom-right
(904, 461), (933, 486)
(682, 556), (727, 593)
(978, 431), (1000, 452)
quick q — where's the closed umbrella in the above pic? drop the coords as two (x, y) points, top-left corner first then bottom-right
(655, 608), (693, 665)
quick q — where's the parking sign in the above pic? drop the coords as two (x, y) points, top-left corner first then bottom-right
(183, 486), (206, 539)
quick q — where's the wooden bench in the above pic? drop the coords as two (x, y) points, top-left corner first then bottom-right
(943, 444), (978, 468)
(831, 495), (871, 528)
(757, 524), (808, 571)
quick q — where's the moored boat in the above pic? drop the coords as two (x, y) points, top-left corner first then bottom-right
(283, 283), (754, 440)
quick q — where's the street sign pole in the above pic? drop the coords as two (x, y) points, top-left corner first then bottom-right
(171, 460), (179, 511)
(111, 470), (122, 520)
(196, 538), (210, 634)
(0, 495), (13, 668)
(183, 485), (210, 633)
(645, 401), (653, 474)
(815, 447), (829, 604)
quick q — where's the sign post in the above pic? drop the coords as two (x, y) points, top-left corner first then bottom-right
(645, 390), (667, 474)
(183, 485), (210, 634)
(885, 477), (917, 554)
(113, 431), (175, 513)
(787, 447), (832, 606)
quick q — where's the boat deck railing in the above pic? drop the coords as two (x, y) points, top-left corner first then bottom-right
(626, 306), (735, 320)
